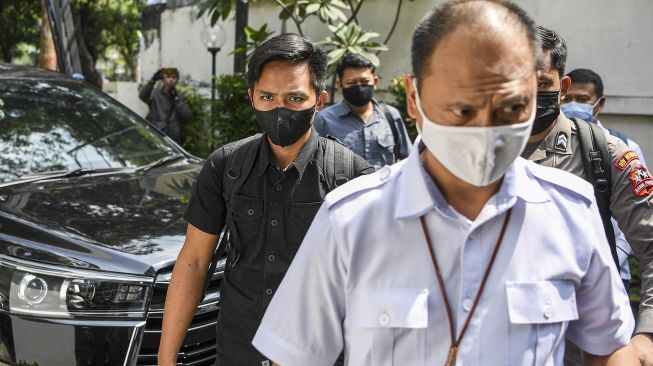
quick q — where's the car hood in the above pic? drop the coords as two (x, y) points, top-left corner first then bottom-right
(0, 161), (202, 276)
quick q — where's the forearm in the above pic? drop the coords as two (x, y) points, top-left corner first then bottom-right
(157, 247), (209, 364)
(582, 344), (639, 365)
(139, 80), (155, 102)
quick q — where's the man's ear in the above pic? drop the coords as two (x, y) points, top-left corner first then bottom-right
(317, 90), (328, 110)
(560, 76), (572, 97)
(373, 75), (380, 88)
(405, 74), (420, 122)
(596, 95), (606, 114)
(335, 79), (342, 91)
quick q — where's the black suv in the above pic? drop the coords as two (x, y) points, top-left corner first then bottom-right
(0, 63), (222, 366)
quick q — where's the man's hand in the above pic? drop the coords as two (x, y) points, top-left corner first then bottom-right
(152, 68), (164, 81)
(631, 333), (653, 365)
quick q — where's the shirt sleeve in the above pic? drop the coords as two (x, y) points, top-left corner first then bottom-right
(565, 197), (635, 355)
(353, 153), (375, 176)
(252, 204), (346, 366)
(606, 138), (653, 333)
(183, 148), (227, 235)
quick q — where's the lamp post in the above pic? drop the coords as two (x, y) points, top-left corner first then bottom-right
(201, 24), (227, 103)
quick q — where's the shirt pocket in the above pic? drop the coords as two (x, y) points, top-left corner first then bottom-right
(229, 195), (264, 253)
(506, 280), (578, 366)
(376, 132), (396, 165)
(287, 202), (322, 246)
(345, 288), (428, 366)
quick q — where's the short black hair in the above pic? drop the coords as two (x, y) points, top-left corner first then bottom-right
(335, 53), (375, 80)
(566, 68), (604, 98)
(411, 0), (538, 91)
(247, 33), (328, 95)
(536, 26), (567, 77)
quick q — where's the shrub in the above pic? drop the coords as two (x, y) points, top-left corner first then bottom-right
(387, 75), (417, 141)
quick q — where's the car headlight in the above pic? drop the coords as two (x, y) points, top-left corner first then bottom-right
(0, 255), (153, 318)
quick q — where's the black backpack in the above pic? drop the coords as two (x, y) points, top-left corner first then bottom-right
(201, 133), (355, 299)
(572, 118), (620, 271)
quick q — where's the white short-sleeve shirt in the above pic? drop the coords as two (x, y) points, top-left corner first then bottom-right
(253, 138), (634, 366)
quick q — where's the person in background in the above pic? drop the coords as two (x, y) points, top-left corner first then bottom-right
(139, 67), (191, 143)
(563, 67), (649, 295)
(314, 53), (411, 169)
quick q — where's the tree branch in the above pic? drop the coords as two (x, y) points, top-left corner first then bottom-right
(274, 0), (303, 36)
(377, 0), (403, 54)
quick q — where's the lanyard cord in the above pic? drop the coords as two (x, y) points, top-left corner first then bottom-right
(419, 208), (512, 366)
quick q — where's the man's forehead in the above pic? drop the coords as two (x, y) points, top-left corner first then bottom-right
(569, 82), (596, 95)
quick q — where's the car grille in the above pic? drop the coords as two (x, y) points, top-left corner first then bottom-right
(136, 259), (225, 366)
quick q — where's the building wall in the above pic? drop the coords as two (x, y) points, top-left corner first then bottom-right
(130, 0), (653, 160)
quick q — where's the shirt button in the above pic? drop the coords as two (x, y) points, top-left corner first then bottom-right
(379, 167), (391, 181)
(267, 254), (275, 262)
(266, 288), (273, 295)
(378, 312), (391, 326)
(463, 298), (474, 312)
(247, 208), (255, 216)
(270, 219), (278, 227)
(543, 305), (554, 319)
(275, 184), (283, 191)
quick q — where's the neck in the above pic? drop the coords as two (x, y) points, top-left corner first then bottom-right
(528, 118), (557, 143)
(268, 129), (311, 169)
(421, 150), (501, 220)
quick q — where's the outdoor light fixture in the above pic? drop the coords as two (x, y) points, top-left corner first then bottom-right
(200, 24), (227, 103)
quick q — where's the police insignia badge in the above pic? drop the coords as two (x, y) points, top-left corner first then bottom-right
(554, 131), (568, 152)
(628, 164), (653, 196)
(615, 150), (639, 171)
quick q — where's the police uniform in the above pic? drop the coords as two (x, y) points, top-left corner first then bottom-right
(252, 138), (634, 366)
(526, 112), (653, 332)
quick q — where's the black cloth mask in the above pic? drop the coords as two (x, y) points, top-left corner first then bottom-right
(342, 85), (374, 107)
(532, 91), (560, 135)
(254, 105), (316, 147)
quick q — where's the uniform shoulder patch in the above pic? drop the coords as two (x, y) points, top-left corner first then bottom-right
(614, 150), (640, 171)
(554, 131), (568, 152)
(628, 164), (653, 196)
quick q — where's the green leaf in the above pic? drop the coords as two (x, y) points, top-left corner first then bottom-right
(305, 3), (320, 14)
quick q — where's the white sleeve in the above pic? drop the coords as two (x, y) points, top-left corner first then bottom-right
(253, 204), (346, 366)
(565, 199), (635, 355)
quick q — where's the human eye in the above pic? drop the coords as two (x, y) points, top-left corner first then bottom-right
(260, 94), (273, 101)
(450, 107), (474, 119)
(289, 95), (305, 103)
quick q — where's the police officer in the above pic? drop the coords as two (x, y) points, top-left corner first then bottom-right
(157, 34), (373, 366)
(523, 26), (653, 365)
(253, 1), (636, 365)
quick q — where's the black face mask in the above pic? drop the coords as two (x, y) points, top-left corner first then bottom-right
(342, 85), (374, 107)
(254, 106), (316, 147)
(532, 91), (560, 135)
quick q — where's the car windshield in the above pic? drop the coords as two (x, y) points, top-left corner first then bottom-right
(0, 78), (177, 184)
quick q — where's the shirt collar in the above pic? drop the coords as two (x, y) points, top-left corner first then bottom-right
(395, 137), (547, 221)
(257, 127), (319, 181)
(335, 99), (382, 123)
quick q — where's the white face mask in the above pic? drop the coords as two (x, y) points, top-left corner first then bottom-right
(413, 79), (535, 187)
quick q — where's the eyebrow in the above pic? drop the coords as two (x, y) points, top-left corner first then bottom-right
(257, 89), (309, 97)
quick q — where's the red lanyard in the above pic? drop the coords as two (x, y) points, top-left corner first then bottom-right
(419, 208), (512, 366)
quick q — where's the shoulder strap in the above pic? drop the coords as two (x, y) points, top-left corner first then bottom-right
(323, 137), (354, 191)
(201, 134), (262, 301)
(378, 101), (401, 161)
(572, 118), (619, 271)
(606, 127), (629, 145)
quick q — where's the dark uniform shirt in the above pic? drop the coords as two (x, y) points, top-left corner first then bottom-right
(184, 129), (373, 365)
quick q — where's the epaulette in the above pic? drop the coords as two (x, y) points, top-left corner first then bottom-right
(325, 164), (398, 208)
(525, 160), (594, 205)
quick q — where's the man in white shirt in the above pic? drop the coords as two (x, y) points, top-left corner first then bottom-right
(252, 1), (637, 364)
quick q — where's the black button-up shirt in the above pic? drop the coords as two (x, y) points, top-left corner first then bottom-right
(184, 129), (373, 365)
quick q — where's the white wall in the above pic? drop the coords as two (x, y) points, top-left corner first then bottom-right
(132, 0), (653, 160)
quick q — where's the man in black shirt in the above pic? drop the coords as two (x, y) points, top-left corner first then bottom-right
(158, 34), (373, 366)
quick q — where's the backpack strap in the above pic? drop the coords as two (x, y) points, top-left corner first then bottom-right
(323, 136), (355, 191)
(572, 118), (619, 271)
(200, 133), (263, 301)
(378, 101), (401, 161)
